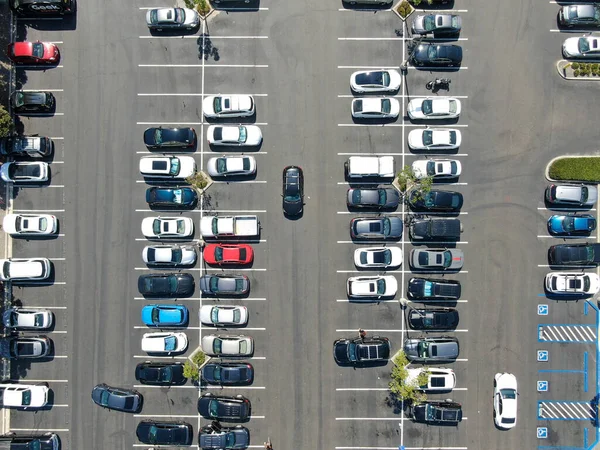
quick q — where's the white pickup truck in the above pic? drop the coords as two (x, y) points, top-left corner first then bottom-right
(346, 156), (395, 179)
(200, 215), (260, 238)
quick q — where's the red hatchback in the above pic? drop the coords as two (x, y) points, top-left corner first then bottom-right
(7, 41), (60, 65)
(204, 244), (253, 266)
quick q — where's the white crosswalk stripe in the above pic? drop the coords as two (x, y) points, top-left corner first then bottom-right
(538, 401), (596, 420)
(538, 324), (596, 343)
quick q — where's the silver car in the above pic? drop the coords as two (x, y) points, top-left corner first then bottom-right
(412, 14), (462, 35)
(410, 248), (464, 270)
(145, 8), (199, 31)
(206, 156), (257, 177)
(404, 336), (459, 363)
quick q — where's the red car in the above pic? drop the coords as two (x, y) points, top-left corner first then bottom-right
(7, 41), (60, 65)
(203, 244), (253, 266)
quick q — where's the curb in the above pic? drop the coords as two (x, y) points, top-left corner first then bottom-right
(556, 60), (600, 81)
(392, 2), (415, 21)
(545, 154), (600, 182)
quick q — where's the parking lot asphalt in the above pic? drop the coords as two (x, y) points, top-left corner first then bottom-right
(5, 0), (600, 449)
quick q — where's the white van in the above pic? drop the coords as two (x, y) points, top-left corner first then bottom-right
(0, 258), (51, 281)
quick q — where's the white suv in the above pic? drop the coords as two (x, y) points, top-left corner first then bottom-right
(0, 383), (49, 408)
(139, 155), (196, 179)
(0, 258), (51, 281)
(406, 367), (456, 392)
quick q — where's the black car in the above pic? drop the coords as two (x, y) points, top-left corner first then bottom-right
(282, 166), (304, 216)
(0, 433), (60, 450)
(136, 420), (193, 445)
(199, 274), (250, 296)
(135, 361), (187, 385)
(0, 136), (53, 158)
(408, 188), (463, 212)
(409, 218), (462, 241)
(333, 336), (390, 365)
(411, 43), (463, 67)
(548, 243), (600, 266)
(407, 308), (459, 330)
(138, 273), (195, 297)
(198, 393), (251, 421)
(11, 91), (55, 114)
(146, 187), (198, 209)
(10, 0), (75, 16)
(0, 336), (52, 359)
(202, 362), (254, 385)
(199, 424), (250, 449)
(91, 383), (143, 413)
(346, 187), (400, 209)
(350, 216), (403, 240)
(143, 127), (196, 149)
(407, 277), (461, 300)
(411, 400), (463, 424)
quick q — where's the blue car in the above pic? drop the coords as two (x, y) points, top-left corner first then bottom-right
(141, 304), (189, 327)
(547, 214), (596, 237)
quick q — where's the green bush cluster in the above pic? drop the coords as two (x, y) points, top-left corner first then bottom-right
(0, 106), (13, 138)
(396, 164), (432, 194)
(182, 350), (207, 382)
(571, 62), (600, 77)
(549, 157), (600, 182)
(183, 0), (211, 16)
(388, 351), (428, 404)
(395, 0), (414, 18)
(186, 171), (209, 190)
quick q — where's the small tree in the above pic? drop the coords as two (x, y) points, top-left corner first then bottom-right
(186, 171), (209, 191)
(183, 350), (206, 382)
(0, 106), (14, 138)
(184, 0), (211, 16)
(396, 164), (433, 197)
(388, 351), (427, 404)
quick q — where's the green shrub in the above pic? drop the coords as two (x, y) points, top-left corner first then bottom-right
(573, 70), (580, 77)
(184, 0), (210, 16)
(388, 351), (427, 404)
(395, 0), (414, 18)
(592, 63), (598, 70)
(549, 157), (600, 182)
(183, 361), (199, 381)
(186, 171), (209, 190)
(572, 62), (580, 70)
(0, 106), (13, 138)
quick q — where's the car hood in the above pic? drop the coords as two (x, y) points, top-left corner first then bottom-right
(334, 340), (351, 363)
(563, 37), (582, 56)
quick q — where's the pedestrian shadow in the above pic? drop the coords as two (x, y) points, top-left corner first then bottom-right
(198, 34), (220, 61)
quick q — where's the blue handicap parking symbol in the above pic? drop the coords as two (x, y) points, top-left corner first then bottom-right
(537, 350), (549, 362)
(537, 427), (548, 439)
(538, 304), (549, 315)
(537, 380), (548, 392)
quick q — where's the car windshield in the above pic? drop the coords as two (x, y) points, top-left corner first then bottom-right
(382, 218), (391, 236)
(210, 277), (220, 291)
(377, 279), (386, 295)
(584, 276), (591, 291)
(171, 249), (182, 262)
(347, 342), (358, 361)
(21, 390), (31, 406)
(209, 399), (219, 417)
(168, 158), (180, 176)
(225, 432), (236, 447)
(34, 313), (44, 327)
(213, 366), (222, 380)
(443, 251), (452, 267)
(152, 308), (160, 323)
(32, 42), (44, 58)
(214, 247), (223, 261)
(426, 161), (436, 176)
(424, 281), (433, 296)
(213, 97), (222, 113)
(427, 45), (438, 59)
(153, 129), (163, 145)
(175, 7), (184, 23)
(417, 341), (429, 358)
(211, 307), (220, 323)
(238, 126), (247, 143)
(160, 366), (172, 381)
(381, 99), (391, 113)
(169, 276), (178, 292)
(148, 426), (159, 444)
(39, 217), (47, 231)
(152, 220), (161, 235)
(422, 130), (433, 146)
(450, 161), (458, 173)
(235, 279), (245, 291)
(579, 37), (592, 53)
(14, 92), (24, 107)
(423, 15), (436, 31)
(421, 100), (433, 115)
(378, 190), (387, 204)
(176, 220), (186, 234)
(100, 390), (110, 406)
(452, 16), (460, 27)
(501, 388), (516, 399)
(581, 186), (589, 202)
(233, 310), (241, 322)
(214, 338), (222, 354)
(239, 340), (248, 353)
(165, 336), (177, 351)
(217, 158), (227, 174)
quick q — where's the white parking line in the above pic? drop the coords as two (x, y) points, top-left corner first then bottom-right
(50, 137), (64, 140)
(406, 328), (468, 332)
(538, 264), (595, 268)
(338, 37), (405, 41)
(19, 113), (64, 116)
(51, 404), (69, 408)
(205, 268), (267, 272)
(134, 414), (198, 418)
(338, 94), (469, 99)
(337, 152), (470, 157)
(133, 355), (188, 359)
(336, 328), (468, 332)
(20, 281), (66, 285)
(134, 267), (203, 271)
(26, 306), (67, 309)
(136, 121), (203, 125)
(12, 209), (65, 212)
(336, 417), (411, 421)
(408, 66), (468, 70)
(48, 330), (68, 334)
(338, 123), (469, 128)
(138, 91), (268, 96)
(24, 379), (68, 383)
(415, 8), (468, 12)
(335, 447), (467, 450)
(21, 89), (64, 92)
(139, 64), (268, 68)
(338, 65), (401, 69)
(538, 234), (595, 239)
(213, 180), (267, 184)
(539, 207), (596, 212)
(11, 428), (70, 432)
(138, 33), (269, 38)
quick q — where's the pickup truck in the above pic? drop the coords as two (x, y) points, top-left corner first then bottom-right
(346, 156), (395, 179)
(200, 215), (260, 239)
(410, 218), (462, 240)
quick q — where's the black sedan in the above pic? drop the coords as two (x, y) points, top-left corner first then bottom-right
(411, 43), (463, 67)
(199, 274), (250, 296)
(136, 420), (193, 445)
(346, 187), (400, 209)
(407, 277), (461, 300)
(135, 361), (187, 385)
(91, 384), (143, 413)
(11, 91), (55, 114)
(408, 188), (463, 212)
(146, 187), (198, 209)
(350, 216), (403, 240)
(199, 424), (250, 450)
(333, 336), (390, 366)
(548, 243), (600, 266)
(407, 308), (459, 330)
(143, 127), (196, 149)
(0, 433), (60, 450)
(282, 165), (304, 216)
(138, 273), (195, 297)
(202, 362), (254, 385)
(198, 393), (251, 421)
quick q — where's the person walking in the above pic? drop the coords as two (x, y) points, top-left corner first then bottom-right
(359, 328), (367, 340)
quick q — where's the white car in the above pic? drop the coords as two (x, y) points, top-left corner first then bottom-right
(201, 335), (254, 356)
(493, 373), (517, 429)
(350, 69), (402, 94)
(199, 305), (249, 326)
(562, 35), (600, 59)
(346, 275), (398, 298)
(2, 307), (53, 330)
(139, 155), (196, 179)
(544, 272), (600, 295)
(0, 258), (51, 281)
(353, 246), (402, 269)
(3, 214), (58, 236)
(206, 156), (257, 177)
(203, 95), (255, 118)
(407, 97), (461, 120)
(142, 245), (197, 266)
(206, 125), (263, 146)
(0, 162), (48, 183)
(351, 98), (400, 119)
(141, 332), (188, 355)
(408, 128), (462, 151)
(412, 159), (462, 180)
(406, 368), (456, 392)
(0, 383), (49, 408)
(141, 217), (194, 239)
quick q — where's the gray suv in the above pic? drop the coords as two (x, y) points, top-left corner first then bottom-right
(0, 136), (53, 157)
(403, 336), (459, 363)
(545, 184), (598, 207)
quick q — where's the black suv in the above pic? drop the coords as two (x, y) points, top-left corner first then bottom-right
(202, 362), (254, 385)
(408, 188), (463, 212)
(0, 433), (60, 449)
(282, 166), (304, 216)
(10, 0), (75, 16)
(411, 400), (463, 424)
(136, 420), (193, 445)
(548, 243), (600, 266)
(198, 394), (251, 421)
(138, 273), (195, 297)
(135, 361), (187, 385)
(0, 136), (53, 158)
(408, 277), (461, 300)
(333, 336), (390, 366)
(407, 308), (459, 330)
(411, 43), (463, 67)
(409, 218), (461, 241)
(199, 424), (250, 449)
(11, 91), (55, 114)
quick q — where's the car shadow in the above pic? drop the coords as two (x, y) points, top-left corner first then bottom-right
(149, 25), (200, 38)
(283, 209), (304, 221)
(409, 147), (460, 155)
(410, 0), (455, 10)
(347, 296), (397, 304)
(351, 116), (399, 125)
(543, 200), (594, 211)
(209, 0), (261, 12)
(409, 240), (459, 248)
(204, 114), (257, 125)
(20, 14), (77, 31)
(340, 1), (392, 11)
(406, 117), (460, 125)
(209, 173), (257, 183)
(407, 207), (462, 217)
(208, 144), (262, 153)
(408, 267), (462, 274)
